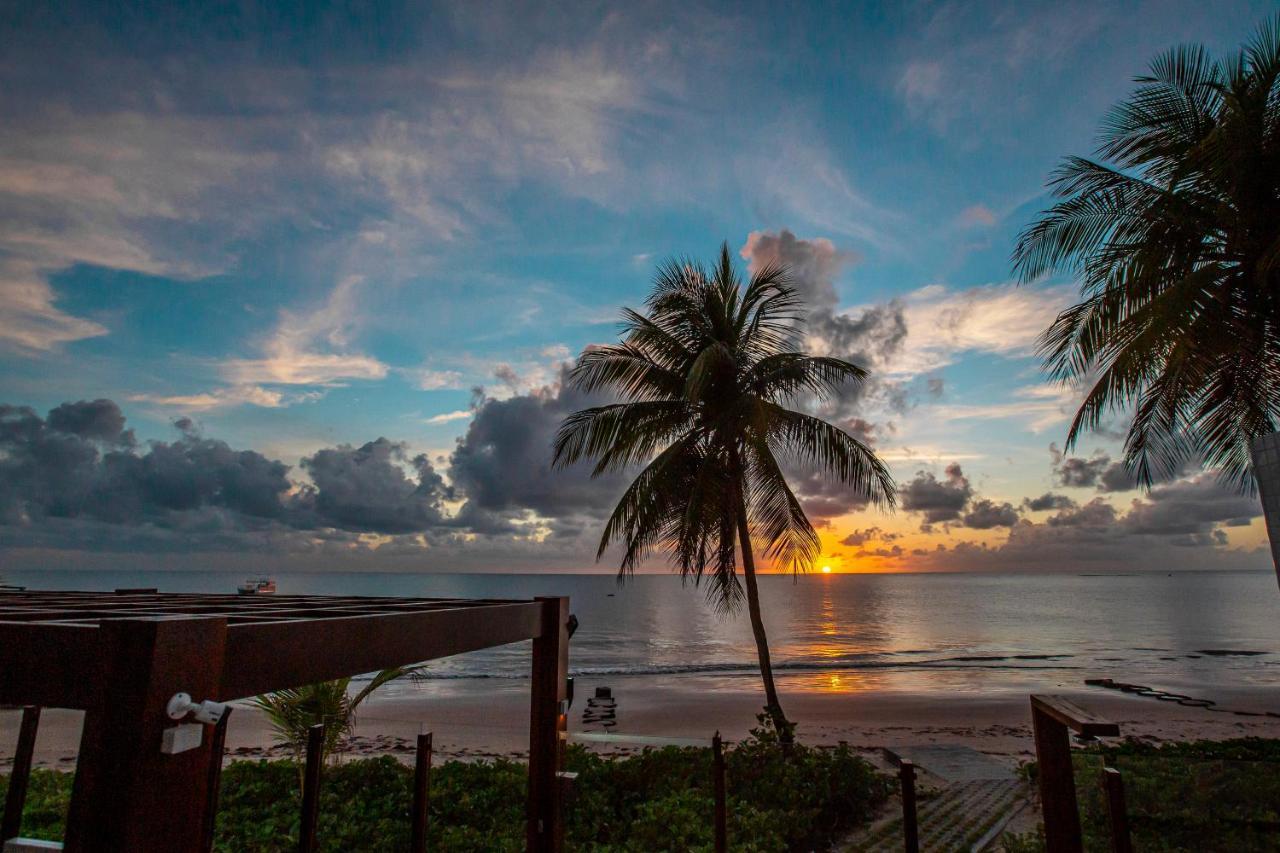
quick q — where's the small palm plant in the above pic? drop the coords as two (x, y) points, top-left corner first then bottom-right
(554, 244), (895, 741)
(1014, 16), (1280, 490)
(253, 665), (428, 764)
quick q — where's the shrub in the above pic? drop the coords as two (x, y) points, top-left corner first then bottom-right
(1, 730), (890, 852)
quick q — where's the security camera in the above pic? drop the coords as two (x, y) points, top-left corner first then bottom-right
(167, 692), (230, 725)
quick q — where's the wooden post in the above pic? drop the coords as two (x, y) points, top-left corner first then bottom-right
(526, 596), (569, 853)
(202, 706), (234, 853)
(64, 617), (228, 852)
(298, 723), (324, 853)
(1032, 702), (1082, 853)
(1, 705), (40, 842)
(1101, 767), (1132, 853)
(410, 731), (432, 853)
(712, 731), (727, 853)
(899, 759), (919, 853)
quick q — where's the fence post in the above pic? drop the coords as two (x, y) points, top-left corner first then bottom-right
(202, 706), (234, 853)
(1, 705), (40, 842)
(899, 759), (919, 853)
(1101, 767), (1132, 853)
(1032, 701), (1083, 853)
(712, 731), (727, 853)
(298, 723), (325, 853)
(410, 731), (432, 853)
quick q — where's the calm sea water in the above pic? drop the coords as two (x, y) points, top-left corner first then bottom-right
(7, 570), (1279, 697)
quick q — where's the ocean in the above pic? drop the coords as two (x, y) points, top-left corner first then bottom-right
(7, 569), (1279, 699)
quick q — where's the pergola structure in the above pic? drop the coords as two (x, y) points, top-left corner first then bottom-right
(0, 591), (571, 852)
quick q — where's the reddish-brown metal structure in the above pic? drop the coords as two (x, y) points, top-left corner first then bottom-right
(0, 591), (571, 852)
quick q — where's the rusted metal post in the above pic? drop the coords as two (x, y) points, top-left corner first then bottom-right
(526, 596), (570, 853)
(298, 723), (325, 853)
(202, 706), (234, 853)
(1101, 767), (1132, 853)
(712, 731), (727, 853)
(64, 617), (228, 852)
(1032, 702), (1081, 853)
(1, 705), (41, 842)
(899, 759), (919, 853)
(410, 731), (432, 853)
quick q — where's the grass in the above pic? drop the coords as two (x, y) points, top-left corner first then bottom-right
(0, 732), (891, 852)
(1003, 738), (1280, 852)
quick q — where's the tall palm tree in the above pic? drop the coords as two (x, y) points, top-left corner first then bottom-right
(553, 244), (895, 740)
(1013, 17), (1280, 491)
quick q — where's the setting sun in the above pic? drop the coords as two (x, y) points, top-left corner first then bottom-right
(822, 565), (832, 574)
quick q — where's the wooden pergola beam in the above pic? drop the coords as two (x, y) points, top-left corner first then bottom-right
(0, 591), (571, 853)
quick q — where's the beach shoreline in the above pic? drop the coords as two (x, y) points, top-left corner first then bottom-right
(6, 675), (1279, 770)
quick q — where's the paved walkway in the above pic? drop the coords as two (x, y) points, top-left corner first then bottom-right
(847, 745), (1031, 852)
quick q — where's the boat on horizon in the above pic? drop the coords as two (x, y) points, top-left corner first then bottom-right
(237, 577), (276, 595)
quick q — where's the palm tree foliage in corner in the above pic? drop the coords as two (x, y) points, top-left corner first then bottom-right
(553, 244), (895, 740)
(253, 665), (428, 765)
(1014, 16), (1280, 492)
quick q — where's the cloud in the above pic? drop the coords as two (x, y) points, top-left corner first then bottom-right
(956, 204), (997, 228)
(899, 462), (973, 526)
(128, 386), (292, 411)
(961, 498), (1020, 529)
(839, 526), (899, 546)
(895, 4), (1105, 137)
(739, 229), (910, 431)
(930, 384), (1076, 432)
(1049, 444), (1142, 492)
(448, 367), (629, 530)
(1121, 474), (1260, 544)
(425, 410), (472, 425)
(1023, 492), (1075, 512)
(1046, 497), (1118, 528)
(0, 398), (459, 548)
(220, 275), (389, 388)
(0, 258), (110, 352)
(872, 283), (1072, 379)
(298, 438), (451, 534)
(408, 369), (466, 391)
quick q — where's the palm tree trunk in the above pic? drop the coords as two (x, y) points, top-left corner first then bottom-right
(735, 501), (794, 745)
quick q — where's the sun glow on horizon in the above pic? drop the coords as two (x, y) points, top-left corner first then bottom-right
(821, 565), (832, 573)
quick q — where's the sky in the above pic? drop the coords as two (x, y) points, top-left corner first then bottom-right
(1, 0), (1276, 575)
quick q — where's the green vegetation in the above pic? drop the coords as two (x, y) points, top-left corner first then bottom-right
(1013, 15), (1280, 490)
(252, 666), (429, 763)
(554, 245), (895, 739)
(1003, 738), (1280, 851)
(0, 733), (891, 852)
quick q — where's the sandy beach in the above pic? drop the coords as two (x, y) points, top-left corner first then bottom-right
(6, 674), (1279, 771)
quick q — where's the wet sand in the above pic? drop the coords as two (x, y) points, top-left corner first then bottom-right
(5, 675), (1279, 770)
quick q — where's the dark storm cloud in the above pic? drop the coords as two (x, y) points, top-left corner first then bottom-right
(0, 400), (460, 549)
(1023, 492), (1075, 512)
(46, 399), (134, 445)
(961, 498), (1020, 529)
(447, 369), (629, 523)
(298, 438), (451, 534)
(1121, 474), (1260, 542)
(0, 402), (292, 529)
(899, 462), (972, 526)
